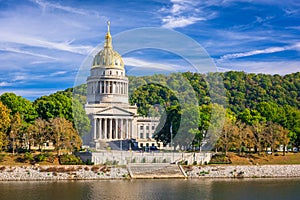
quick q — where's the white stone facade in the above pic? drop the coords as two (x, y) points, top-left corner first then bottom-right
(84, 22), (160, 150)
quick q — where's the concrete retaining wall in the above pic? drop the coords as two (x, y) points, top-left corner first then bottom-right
(78, 151), (212, 165)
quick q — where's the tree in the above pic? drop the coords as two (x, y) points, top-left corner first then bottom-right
(9, 112), (22, 154)
(0, 92), (37, 124)
(49, 117), (82, 154)
(216, 117), (238, 155)
(153, 104), (181, 146)
(265, 122), (290, 155)
(34, 91), (90, 137)
(235, 121), (255, 155)
(251, 121), (266, 155)
(29, 118), (50, 151)
(0, 102), (11, 150)
(72, 99), (91, 136)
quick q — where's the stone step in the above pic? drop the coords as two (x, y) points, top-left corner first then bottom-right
(127, 163), (186, 179)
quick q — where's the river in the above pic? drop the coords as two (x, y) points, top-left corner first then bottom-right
(0, 178), (299, 200)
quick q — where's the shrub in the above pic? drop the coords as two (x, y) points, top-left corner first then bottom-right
(24, 152), (34, 162)
(85, 159), (94, 165)
(141, 157), (146, 163)
(59, 154), (83, 165)
(0, 154), (5, 162)
(35, 154), (47, 162)
(209, 154), (231, 164)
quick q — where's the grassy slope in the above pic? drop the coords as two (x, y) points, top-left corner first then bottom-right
(227, 152), (300, 165)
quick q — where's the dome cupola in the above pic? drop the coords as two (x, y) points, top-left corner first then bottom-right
(92, 21), (124, 69)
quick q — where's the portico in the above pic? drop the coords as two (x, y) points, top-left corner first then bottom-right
(93, 117), (134, 140)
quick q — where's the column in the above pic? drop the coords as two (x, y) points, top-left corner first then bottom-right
(109, 118), (113, 139)
(107, 81), (110, 93)
(104, 118), (107, 139)
(109, 81), (112, 93)
(143, 124), (146, 139)
(105, 81), (108, 93)
(93, 118), (96, 140)
(103, 81), (106, 93)
(99, 81), (102, 93)
(131, 120), (134, 138)
(125, 119), (129, 139)
(116, 118), (119, 139)
(120, 119), (123, 138)
(99, 118), (102, 139)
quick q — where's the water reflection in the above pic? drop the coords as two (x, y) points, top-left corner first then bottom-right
(0, 178), (300, 200)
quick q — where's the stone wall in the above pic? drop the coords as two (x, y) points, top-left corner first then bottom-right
(186, 165), (300, 178)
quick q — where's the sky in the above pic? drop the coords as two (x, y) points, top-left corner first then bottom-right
(0, 0), (299, 100)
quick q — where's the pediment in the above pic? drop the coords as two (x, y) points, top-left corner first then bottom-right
(95, 106), (134, 116)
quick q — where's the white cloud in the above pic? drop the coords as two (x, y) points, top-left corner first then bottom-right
(0, 81), (12, 87)
(162, 16), (206, 28)
(50, 71), (68, 76)
(124, 57), (176, 71)
(220, 43), (300, 60)
(0, 47), (57, 60)
(31, 0), (89, 15)
(12, 75), (27, 82)
(216, 60), (300, 75)
(0, 32), (93, 55)
(160, 0), (212, 28)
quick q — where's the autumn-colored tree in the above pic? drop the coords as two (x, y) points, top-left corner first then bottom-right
(0, 102), (11, 150)
(9, 112), (22, 154)
(251, 121), (266, 155)
(49, 117), (82, 154)
(216, 118), (238, 155)
(235, 121), (255, 155)
(265, 122), (290, 155)
(29, 118), (50, 151)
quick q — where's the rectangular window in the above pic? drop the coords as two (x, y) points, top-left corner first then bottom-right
(152, 126), (155, 130)
(140, 126), (143, 130)
(140, 133), (143, 138)
(146, 126), (149, 130)
(146, 133), (149, 138)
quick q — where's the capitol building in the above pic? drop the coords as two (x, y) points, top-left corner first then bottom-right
(84, 22), (161, 150)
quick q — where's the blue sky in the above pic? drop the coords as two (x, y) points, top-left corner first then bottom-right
(0, 0), (299, 100)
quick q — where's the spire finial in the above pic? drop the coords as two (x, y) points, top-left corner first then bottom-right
(107, 21), (110, 34)
(104, 21), (112, 48)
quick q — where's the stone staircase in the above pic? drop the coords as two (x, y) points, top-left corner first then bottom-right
(127, 163), (186, 179)
(109, 140), (130, 151)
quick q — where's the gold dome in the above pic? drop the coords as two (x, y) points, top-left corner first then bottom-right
(92, 21), (124, 69)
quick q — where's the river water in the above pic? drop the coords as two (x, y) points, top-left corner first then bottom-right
(0, 178), (299, 200)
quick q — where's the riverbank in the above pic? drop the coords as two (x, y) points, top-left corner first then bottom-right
(0, 165), (128, 181)
(1, 164), (300, 180)
(185, 164), (300, 178)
